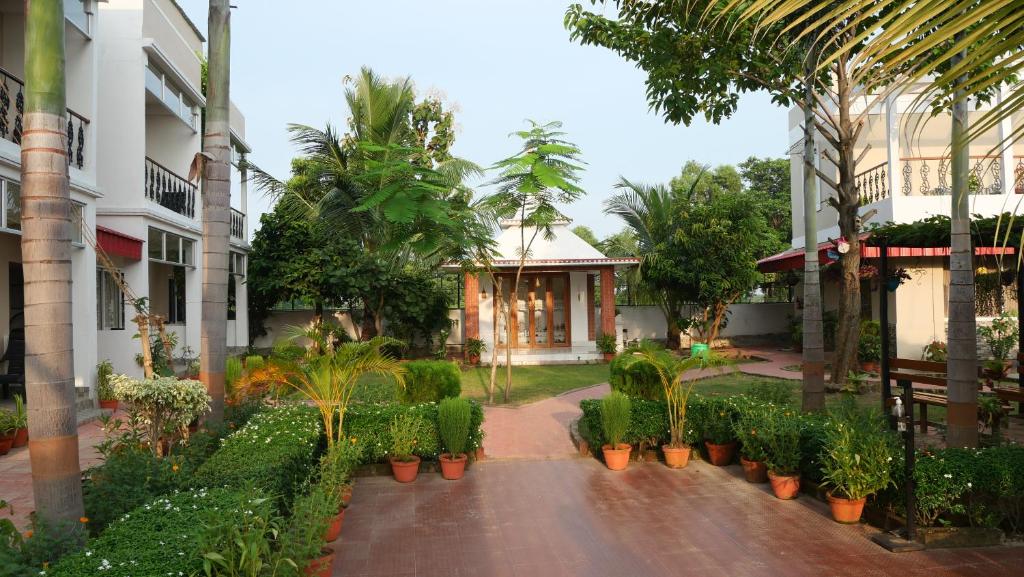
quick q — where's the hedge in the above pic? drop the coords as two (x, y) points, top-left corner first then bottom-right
(608, 354), (663, 400)
(50, 488), (260, 577)
(194, 404), (322, 504)
(398, 360), (461, 403)
(344, 400), (483, 463)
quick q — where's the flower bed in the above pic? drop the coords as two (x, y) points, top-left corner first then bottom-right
(344, 400), (484, 463)
(50, 488), (260, 577)
(194, 404), (323, 504)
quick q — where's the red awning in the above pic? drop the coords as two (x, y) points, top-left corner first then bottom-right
(758, 241), (1014, 273)
(97, 226), (143, 260)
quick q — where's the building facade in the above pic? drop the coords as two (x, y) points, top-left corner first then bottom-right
(0, 0), (251, 403)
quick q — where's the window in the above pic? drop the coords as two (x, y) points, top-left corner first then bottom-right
(71, 202), (84, 245)
(229, 252), (245, 277)
(4, 179), (21, 231)
(145, 61), (198, 130)
(148, 227), (195, 266)
(96, 268), (125, 330)
(168, 266), (186, 324)
(227, 275), (236, 320)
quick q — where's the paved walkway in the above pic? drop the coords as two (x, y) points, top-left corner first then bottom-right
(334, 458), (1024, 577)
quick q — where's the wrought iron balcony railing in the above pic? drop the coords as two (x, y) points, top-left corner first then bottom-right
(0, 66), (89, 169)
(230, 208), (245, 240)
(857, 156), (1024, 204)
(145, 157), (196, 219)
(856, 162), (889, 204)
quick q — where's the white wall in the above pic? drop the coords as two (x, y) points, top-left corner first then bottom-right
(617, 303), (791, 344)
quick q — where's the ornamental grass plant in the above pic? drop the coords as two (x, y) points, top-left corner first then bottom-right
(600, 391), (632, 448)
(438, 397), (472, 456)
(389, 412), (427, 462)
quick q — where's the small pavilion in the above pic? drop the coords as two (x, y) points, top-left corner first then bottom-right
(455, 214), (638, 365)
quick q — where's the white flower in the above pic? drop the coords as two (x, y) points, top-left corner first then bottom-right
(944, 473), (952, 479)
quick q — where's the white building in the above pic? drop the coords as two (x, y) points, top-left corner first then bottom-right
(761, 82), (1023, 358)
(0, 0), (252, 405)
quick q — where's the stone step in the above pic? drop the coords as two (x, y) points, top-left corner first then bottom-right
(76, 407), (109, 427)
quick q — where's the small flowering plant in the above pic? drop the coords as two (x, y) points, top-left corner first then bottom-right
(762, 409), (802, 475)
(818, 402), (898, 501)
(388, 412), (426, 462)
(733, 406), (771, 463)
(109, 374), (210, 456)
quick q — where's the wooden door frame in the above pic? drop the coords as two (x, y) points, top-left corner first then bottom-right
(495, 272), (571, 349)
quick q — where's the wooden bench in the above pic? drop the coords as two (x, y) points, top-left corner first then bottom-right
(888, 358), (1007, 433)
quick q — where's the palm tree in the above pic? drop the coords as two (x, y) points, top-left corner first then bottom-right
(200, 0), (231, 425)
(800, 46), (826, 411)
(22, 0), (85, 528)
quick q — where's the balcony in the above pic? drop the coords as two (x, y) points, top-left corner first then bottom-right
(857, 156), (1024, 205)
(145, 157), (196, 219)
(0, 66), (89, 169)
(230, 208), (245, 241)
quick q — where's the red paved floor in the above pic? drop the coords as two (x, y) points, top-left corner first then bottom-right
(334, 459), (1024, 577)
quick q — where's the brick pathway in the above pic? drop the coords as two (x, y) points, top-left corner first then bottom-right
(334, 458), (1024, 577)
(0, 418), (108, 530)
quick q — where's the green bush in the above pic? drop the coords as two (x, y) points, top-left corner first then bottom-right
(698, 396), (738, 445)
(245, 354), (266, 370)
(226, 356), (244, 391)
(194, 404), (322, 505)
(600, 391), (632, 447)
(818, 402), (897, 500)
(50, 488), (258, 577)
(398, 360), (461, 403)
(762, 409), (801, 475)
(438, 397), (472, 456)
(82, 448), (180, 534)
(748, 379), (795, 406)
(344, 401), (484, 463)
(609, 353), (663, 400)
(733, 404), (772, 462)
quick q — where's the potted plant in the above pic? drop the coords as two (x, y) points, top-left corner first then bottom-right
(923, 340), (947, 362)
(763, 409), (802, 499)
(600, 391), (632, 470)
(317, 441), (359, 540)
(886, 268), (912, 291)
(597, 333), (618, 361)
(703, 399), (737, 466)
(96, 359), (118, 411)
(819, 405), (896, 523)
(0, 410), (15, 456)
(464, 338), (485, 366)
(11, 394), (27, 448)
(389, 412), (426, 483)
(978, 312), (1018, 380)
(281, 485), (336, 576)
(438, 397), (472, 480)
(734, 406), (769, 483)
(617, 345), (715, 468)
(857, 321), (882, 373)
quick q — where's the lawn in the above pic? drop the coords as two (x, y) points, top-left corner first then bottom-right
(460, 364), (612, 405)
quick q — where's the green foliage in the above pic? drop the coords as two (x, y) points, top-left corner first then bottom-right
(226, 357), (244, 393)
(762, 409), (802, 475)
(733, 404), (772, 462)
(195, 405), (323, 505)
(245, 355), (266, 370)
(697, 397), (738, 445)
(96, 359), (115, 401)
(438, 397), (472, 456)
(858, 321), (882, 363)
(464, 338), (486, 358)
(109, 375), (211, 454)
(49, 488), (256, 577)
(317, 442), (361, 500)
(596, 333), (618, 355)
(277, 485), (334, 574)
(579, 397), (670, 449)
(399, 360), (461, 404)
(11, 395), (24, 429)
(82, 447), (181, 534)
(389, 411), (427, 461)
(977, 311), (1018, 361)
(600, 391), (632, 447)
(739, 157), (791, 247)
(0, 502), (85, 576)
(609, 347), (663, 400)
(343, 401), (485, 463)
(818, 401), (898, 500)
(748, 380), (795, 406)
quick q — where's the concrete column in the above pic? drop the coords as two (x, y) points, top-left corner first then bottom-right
(600, 267), (615, 337)
(464, 273), (479, 340)
(997, 87), (1015, 195)
(239, 152), (248, 242)
(885, 93), (902, 197)
(586, 273), (595, 340)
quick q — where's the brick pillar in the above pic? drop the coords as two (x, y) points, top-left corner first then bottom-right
(600, 267), (615, 338)
(464, 273), (479, 340)
(586, 274), (596, 340)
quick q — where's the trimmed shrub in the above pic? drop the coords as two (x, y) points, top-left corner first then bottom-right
(438, 397), (472, 456)
(344, 400), (484, 463)
(600, 392), (632, 447)
(50, 488), (258, 577)
(579, 397), (669, 449)
(194, 404), (322, 504)
(398, 360), (461, 403)
(609, 353), (663, 400)
(748, 379), (795, 406)
(82, 448), (180, 535)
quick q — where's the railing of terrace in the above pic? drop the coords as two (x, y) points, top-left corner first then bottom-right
(0, 66), (89, 169)
(901, 156), (1005, 196)
(145, 157), (196, 219)
(230, 208), (245, 240)
(856, 162), (889, 204)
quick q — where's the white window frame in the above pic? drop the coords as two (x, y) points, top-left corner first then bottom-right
(71, 201), (85, 247)
(96, 268), (126, 331)
(148, 227), (196, 267)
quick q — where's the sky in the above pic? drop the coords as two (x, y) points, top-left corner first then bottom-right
(176, 0), (790, 238)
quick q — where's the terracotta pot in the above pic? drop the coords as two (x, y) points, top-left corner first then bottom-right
(662, 445), (691, 469)
(740, 457), (768, 483)
(602, 443), (631, 471)
(767, 471), (801, 500)
(859, 361), (880, 374)
(602, 352), (616, 362)
(304, 547), (336, 577)
(704, 440), (737, 466)
(12, 427), (28, 448)
(440, 453), (468, 480)
(642, 448), (659, 462)
(474, 446), (486, 461)
(0, 435), (13, 456)
(99, 399), (119, 411)
(323, 509), (345, 542)
(467, 354), (480, 365)
(339, 484), (352, 508)
(827, 493), (867, 524)
(390, 455), (421, 483)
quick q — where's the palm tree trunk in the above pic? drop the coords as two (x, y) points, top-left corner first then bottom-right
(22, 0), (84, 529)
(487, 273), (502, 404)
(947, 44), (978, 448)
(801, 52), (826, 411)
(200, 0), (231, 425)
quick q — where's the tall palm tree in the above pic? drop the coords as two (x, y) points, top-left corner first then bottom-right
(22, 0), (84, 528)
(800, 46), (826, 411)
(201, 0), (231, 425)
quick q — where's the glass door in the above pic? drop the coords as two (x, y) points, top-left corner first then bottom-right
(496, 273), (571, 349)
(551, 276), (567, 344)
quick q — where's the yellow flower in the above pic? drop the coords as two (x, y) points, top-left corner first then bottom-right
(79, 516), (89, 524)
(350, 437), (357, 445)
(24, 530), (32, 539)
(719, 411), (725, 417)
(172, 464), (180, 473)
(42, 562), (48, 569)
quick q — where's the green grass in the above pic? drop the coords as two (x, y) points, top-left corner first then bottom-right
(460, 364), (612, 405)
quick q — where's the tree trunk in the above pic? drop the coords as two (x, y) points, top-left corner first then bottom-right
(801, 52), (826, 412)
(488, 275), (503, 404)
(947, 44), (978, 448)
(359, 301), (378, 340)
(665, 316), (681, 350)
(22, 0), (84, 530)
(829, 55), (862, 389)
(200, 0), (231, 425)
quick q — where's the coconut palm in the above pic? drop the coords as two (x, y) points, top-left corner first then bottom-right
(200, 0), (231, 425)
(21, 0), (85, 528)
